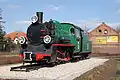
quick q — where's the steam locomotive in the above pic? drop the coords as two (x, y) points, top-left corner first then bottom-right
(18, 12), (92, 64)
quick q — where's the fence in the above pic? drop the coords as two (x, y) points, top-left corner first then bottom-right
(92, 44), (120, 55)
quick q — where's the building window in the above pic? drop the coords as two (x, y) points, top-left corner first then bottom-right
(104, 29), (108, 34)
(98, 29), (102, 32)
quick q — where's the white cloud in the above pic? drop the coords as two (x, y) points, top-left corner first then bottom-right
(15, 20), (31, 25)
(108, 23), (120, 28)
(77, 20), (120, 32)
(15, 19), (120, 33)
(117, 9), (120, 14)
(46, 5), (61, 11)
(61, 19), (120, 32)
(59, 19), (102, 32)
(0, 0), (7, 2)
(7, 4), (20, 9)
(116, 0), (120, 3)
(76, 19), (103, 30)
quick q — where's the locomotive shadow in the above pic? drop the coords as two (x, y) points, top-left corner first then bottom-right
(10, 57), (90, 72)
(70, 57), (90, 63)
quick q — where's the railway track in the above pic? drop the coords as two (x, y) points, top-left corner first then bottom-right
(9, 56), (87, 72)
(10, 62), (57, 72)
(10, 64), (42, 72)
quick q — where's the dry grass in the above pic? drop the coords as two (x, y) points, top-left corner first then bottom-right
(110, 60), (120, 80)
(0, 52), (22, 65)
(74, 59), (117, 80)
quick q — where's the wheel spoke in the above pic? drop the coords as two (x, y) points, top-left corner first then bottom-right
(56, 48), (70, 62)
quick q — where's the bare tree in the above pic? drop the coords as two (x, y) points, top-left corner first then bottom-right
(82, 26), (91, 35)
(115, 24), (120, 33)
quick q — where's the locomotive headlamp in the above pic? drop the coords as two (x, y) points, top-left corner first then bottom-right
(18, 36), (26, 44)
(43, 35), (51, 44)
(31, 15), (38, 23)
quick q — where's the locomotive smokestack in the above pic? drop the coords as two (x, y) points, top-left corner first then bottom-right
(36, 12), (43, 23)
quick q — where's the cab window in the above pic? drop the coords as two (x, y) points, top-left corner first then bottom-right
(75, 29), (80, 38)
(70, 28), (75, 34)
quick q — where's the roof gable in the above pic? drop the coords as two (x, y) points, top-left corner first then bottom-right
(89, 22), (118, 36)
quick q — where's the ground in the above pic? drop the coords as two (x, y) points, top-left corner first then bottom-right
(110, 58), (120, 80)
(0, 53), (118, 80)
(74, 59), (116, 80)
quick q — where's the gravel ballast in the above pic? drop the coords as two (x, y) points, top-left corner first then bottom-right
(0, 58), (109, 80)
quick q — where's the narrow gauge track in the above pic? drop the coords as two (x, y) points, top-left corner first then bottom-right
(10, 63), (55, 72)
(10, 57), (88, 72)
(10, 64), (42, 72)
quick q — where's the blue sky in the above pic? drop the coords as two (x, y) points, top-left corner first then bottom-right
(0, 0), (120, 33)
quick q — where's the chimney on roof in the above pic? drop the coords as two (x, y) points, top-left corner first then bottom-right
(102, 22), (105, 24)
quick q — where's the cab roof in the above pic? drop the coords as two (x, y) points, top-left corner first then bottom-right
(61, 23), (84, 31)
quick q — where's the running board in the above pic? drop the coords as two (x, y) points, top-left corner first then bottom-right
(72, 55), (81, 58)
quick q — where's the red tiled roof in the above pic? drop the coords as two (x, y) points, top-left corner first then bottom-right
(4, 32), (27, 40)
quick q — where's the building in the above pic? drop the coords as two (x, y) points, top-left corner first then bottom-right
(4, 32), (26, 44)
(89, 22), (120, 54)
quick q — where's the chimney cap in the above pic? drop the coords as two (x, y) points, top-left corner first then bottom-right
(102, 22), (105, 24)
